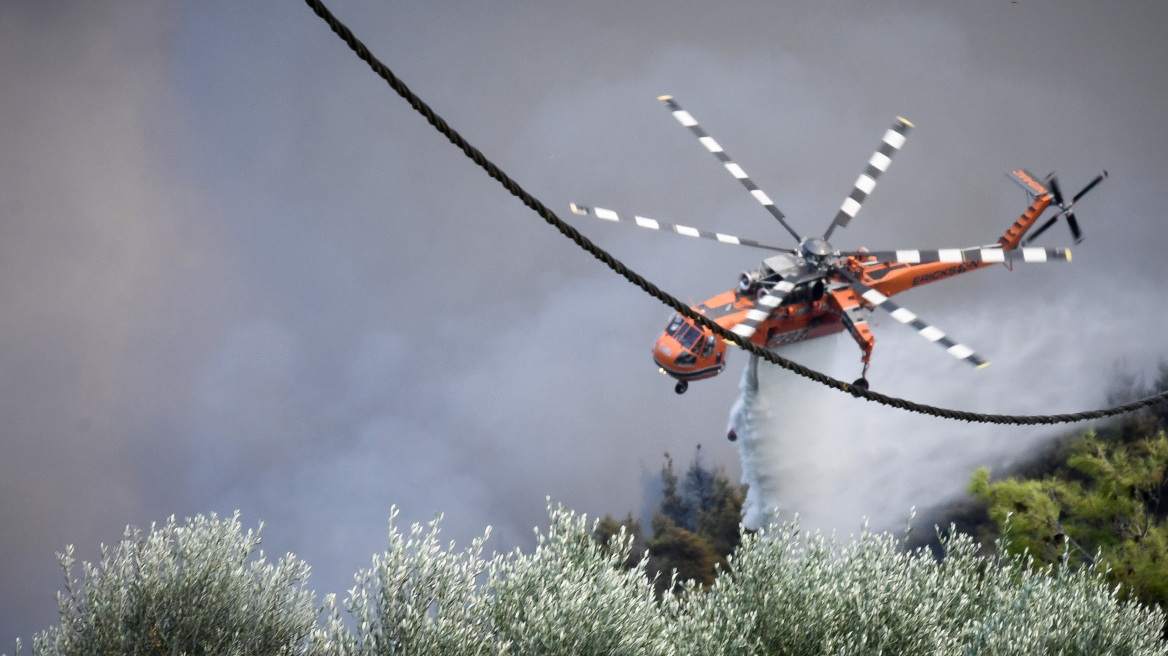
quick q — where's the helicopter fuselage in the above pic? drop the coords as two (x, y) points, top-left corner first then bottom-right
(650, 191), (1054, 387)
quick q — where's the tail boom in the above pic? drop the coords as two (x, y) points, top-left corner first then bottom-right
(998, 191), (1054, 250)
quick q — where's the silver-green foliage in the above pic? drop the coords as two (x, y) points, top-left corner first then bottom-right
(678, 517), (1168, 656)
(343, 505), (1168, 656)
(26, 512), (336, 656)
(342, 503), (674, 656)
(342, 508), (495, 656)
(14, 507), (1168, 656)
(485, 503), (674, 656)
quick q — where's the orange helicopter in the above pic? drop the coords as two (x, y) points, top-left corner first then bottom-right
(571, 96), (1106, 394)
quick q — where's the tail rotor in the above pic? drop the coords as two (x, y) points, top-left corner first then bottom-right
(1024, 170), (1107, 245)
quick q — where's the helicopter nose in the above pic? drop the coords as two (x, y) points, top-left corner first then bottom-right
(653, 334), (679, 367)
(654, 331), (682, 368)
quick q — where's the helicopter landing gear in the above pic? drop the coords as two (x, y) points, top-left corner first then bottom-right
(675, 380), (689, 395)
(852, 359), (871, 391)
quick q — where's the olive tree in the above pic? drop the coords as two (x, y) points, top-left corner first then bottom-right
(20, 512), (339, 656)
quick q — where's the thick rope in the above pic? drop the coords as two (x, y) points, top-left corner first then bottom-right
(302, 0), (1168, 425)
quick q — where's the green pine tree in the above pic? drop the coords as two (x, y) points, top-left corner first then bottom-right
(658, 452), (693, 530)
(970, 429), (1168, 611)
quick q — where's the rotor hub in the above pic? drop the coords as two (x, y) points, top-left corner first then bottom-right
(800, 237), (833, 265)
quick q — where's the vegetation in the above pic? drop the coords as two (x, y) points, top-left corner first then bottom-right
(967, 365), (1168, 624)
(12, 504), (1168, 656)
(22, 512), (333, 656)
(16, 393), (1168, 655)
(592, 449), (747, 595)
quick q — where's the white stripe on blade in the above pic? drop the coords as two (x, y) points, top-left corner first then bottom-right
(883, 129), (907, 149)
(947, 344), (974, 360)
(841, 198), (861, 217)
(869, 152), (892, 172)
(1022, 247), (1047, 262)
(732, 324), (756, 337)
(855, 174), (877, 194)
(939, 249), (962, 263)
(595, 207), (619, 221)
(724, 163), (748, 178)
(896, 250), (921, 263)
(699, 137), (723, 153)
(675, 225), (700, 237)
(751, 190), (774, 206)
(715, 233), (739, 244)
(980, 249), (1005, 263)
(919, 326), (945, 342)
(861, 289), (888, 305)
(890, 308), (916, 323)
(634, 216), (659, 229)
(673, 110), (697, 127)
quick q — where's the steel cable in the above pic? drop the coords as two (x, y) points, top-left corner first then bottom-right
(303, 0), (1168, 425)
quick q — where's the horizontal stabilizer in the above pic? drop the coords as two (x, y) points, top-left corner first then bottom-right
(1008, 169), (1049, 198)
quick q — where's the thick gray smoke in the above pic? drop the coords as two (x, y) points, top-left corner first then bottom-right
(728, 270), (1168, 534)
(4, 1), (1168, 649)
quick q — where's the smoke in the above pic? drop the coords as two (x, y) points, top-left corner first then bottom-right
(728, 269), (1168, 535)
(5, 0), (1167, 649)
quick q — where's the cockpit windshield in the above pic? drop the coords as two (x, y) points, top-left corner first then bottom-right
(676, 323), (703, 350)
(665, 314), (684, 337)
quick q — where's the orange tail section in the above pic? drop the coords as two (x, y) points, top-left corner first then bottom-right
(998, 169), (1053, 249)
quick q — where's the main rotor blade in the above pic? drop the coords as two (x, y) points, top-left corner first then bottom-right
(658, 95), (802, 243)
(841, 246), (1071, 264)
(842, 274), (988, 368)
(568, 204), (794, 253)
(729, 278), (804, 340)
(823, 117), (913, 241)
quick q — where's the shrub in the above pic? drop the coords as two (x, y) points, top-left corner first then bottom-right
(23, 512), (337, 656)
(678, 517), (1168, 655)
(13, 506), (1168, 656)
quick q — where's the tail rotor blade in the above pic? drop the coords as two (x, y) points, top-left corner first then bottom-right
(1048, 175), (1066, 207)
(1071, 170), (1108, 204)
(1065, 210), (1083, 244)
(1023, 215), (1060, 245)
(1036, 170), (1105, 244)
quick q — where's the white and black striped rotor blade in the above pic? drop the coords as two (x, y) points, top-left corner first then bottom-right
(658, 95), (802, 243)
(841, 246), (1071, 265)
(729, 279), (801, 340)
(844, 274), (988, 368)
(823, 117), (913, 241)
(569, 204), (793, 253)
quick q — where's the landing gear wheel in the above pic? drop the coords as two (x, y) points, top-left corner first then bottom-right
(852, 377), (869, 391)
(674, 380), (689, 395)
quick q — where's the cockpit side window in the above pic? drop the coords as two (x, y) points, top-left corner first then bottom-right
(702, 335), (716, 357)
(666, 314), (684, 337)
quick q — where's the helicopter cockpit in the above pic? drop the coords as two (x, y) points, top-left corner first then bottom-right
(664, 314), (718, 359)
(656, 313), (726, 393)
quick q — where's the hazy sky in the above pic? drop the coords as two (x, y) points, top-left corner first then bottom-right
(3, 0), (1168, 645)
